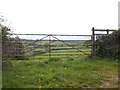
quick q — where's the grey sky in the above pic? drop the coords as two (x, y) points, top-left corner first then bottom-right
(118, 1), (120, 28)
(0, 0), (119, 35)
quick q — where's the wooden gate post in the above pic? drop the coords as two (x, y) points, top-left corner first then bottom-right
(107, 29), (109, 34)
(0, 32), (2, 71)
(92, 27), (95, 56)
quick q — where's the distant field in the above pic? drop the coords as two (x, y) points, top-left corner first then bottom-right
(22, 39), (91, 58)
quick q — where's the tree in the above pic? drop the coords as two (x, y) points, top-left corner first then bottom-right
(1, 26), (12, 70)
(0, 15), (12, 70)
(2, 27), (26, 60)
(0, 15), (26, 70)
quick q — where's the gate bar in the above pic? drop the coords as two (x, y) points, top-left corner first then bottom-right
(11, 33), (91, 36)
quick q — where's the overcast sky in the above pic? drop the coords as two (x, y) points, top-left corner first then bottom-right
(0, 0), (119, 35)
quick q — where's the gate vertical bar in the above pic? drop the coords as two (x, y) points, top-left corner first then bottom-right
(0, 28), (2, 89)
(107, 29), (109, 34)
(49, 35), (51, 60)
(92, 27), (95, 56)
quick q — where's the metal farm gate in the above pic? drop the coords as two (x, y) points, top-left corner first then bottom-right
(4, 27), (116, 60)
(9, 33), (92, 60)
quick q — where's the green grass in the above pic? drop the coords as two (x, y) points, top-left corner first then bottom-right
(32, 46), (91, 59)
(2, 56), (118, 88)
(24, 40), (91, 56)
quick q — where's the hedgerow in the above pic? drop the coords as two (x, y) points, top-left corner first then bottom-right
(94, 29), (120, 59)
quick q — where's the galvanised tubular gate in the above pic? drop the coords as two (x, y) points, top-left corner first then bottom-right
(8, 27), (116, 60)
(10, 33), (92, 59)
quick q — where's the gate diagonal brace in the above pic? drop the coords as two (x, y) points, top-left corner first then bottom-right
(24, 35), (49, 52)
(51, 35), (89, 56)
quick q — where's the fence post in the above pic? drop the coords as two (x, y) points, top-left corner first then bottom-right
(107, 29), (109, 34)
(92, 27), (95, 56)
(0, 29), (2, 89)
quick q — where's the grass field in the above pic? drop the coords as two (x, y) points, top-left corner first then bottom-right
(2, 55), (118, 88)
(2, 40), (119, 88)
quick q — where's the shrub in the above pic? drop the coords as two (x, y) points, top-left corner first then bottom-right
(94, 29), (120, 59)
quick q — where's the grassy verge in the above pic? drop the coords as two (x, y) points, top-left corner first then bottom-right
(2, 56), (118, 88)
